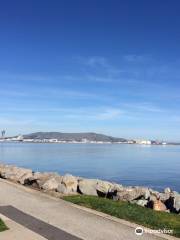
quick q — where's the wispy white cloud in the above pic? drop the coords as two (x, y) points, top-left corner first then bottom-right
(66, 108), (122, 121)
(14, 106), (122, 119)
(0, 71), (52, 82)
(0, 87), (100, 100)
(76, 56), (108, 67)
(75, 56), (124, 78)
(123, 54), (151, 62)
(86, 57), (108, 67)
(50, 107), (122, 121)
(123, 102), (164, 113)
(0, 117), (35, 126)
(94, 108), (122, 120)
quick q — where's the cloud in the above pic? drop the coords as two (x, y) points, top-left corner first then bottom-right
(58, 107), (122, 121)
(0, 71), (52, 82)
(0, 86), (101, 101)
(86, 57), (108, 67)
(123, 54), (149, 62)
(0, 117), (34, 126)
(76, 56), (108, 67)
(94, 108), (122, 120)
(129, 103), (163, 113)
(0, 103), (122, 119)
(36, 107), (122, 121)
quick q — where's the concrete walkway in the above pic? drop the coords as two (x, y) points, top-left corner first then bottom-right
(0, 213), (46, 240)
(0, 179), (176, 240)
(0, 206), (81, 240)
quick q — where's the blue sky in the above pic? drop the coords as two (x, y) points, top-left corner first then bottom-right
(1, 0), (180, 140)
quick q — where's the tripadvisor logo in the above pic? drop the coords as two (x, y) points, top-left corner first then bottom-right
(135, 227), (144, 236)
(135, 227), (173, 236)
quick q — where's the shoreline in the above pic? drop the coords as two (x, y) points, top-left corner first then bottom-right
(0, 140), (180, 146)
(0, 163), (179, 215)
(1, 178), (176, 240)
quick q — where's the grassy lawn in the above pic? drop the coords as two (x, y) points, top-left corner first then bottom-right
(0, 218), (8, 232)
(63, 195), (180, 238)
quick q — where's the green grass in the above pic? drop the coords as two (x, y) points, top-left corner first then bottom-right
(63, 195), (180, 238)
(0, 218), (8, 232)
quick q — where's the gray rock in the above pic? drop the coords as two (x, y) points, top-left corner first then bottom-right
(135, 199), (148, 207)
(41, 177), (62, 191)
(0, 164), (6, 175)
(153, 199), (167, 212)
(159, 192), (171, 202)
(164, 187), (171, 194)
(173, 194), (180, 212)
(57, 174), (78, 194)
(117, 187), (150, 201)
(19, 172), (34, 185)
(172, 191), (179, 195)
(0, 165), (33, 185)
(57, 183), (67, 194)
(109, 183), (124, 193)
(33, 172), (59, 189)
(149, 194), (158, 202)
(96, 180), (113, 195)
(78, 179), (98, 196)
(57, 183), (77, 195)
(149, 189), (160, 202)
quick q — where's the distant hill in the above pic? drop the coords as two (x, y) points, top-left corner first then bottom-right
(23, 132), (127, 143)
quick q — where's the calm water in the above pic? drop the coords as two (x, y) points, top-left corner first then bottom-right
(0, 143), (180, 192)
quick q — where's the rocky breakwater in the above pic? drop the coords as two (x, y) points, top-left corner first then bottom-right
(0, 164), (179, 214)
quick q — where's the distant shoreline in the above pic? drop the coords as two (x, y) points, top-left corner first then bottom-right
(1, 131), (180, 145)
(0, 140), (180, 146)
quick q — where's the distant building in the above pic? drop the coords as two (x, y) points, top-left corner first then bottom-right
(49, 139), (58, 143)
(135, 139), (152, 145)
(10, 135), (24, 142)
(17, 135), (24, 141)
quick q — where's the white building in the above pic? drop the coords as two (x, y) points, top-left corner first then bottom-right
(135, 139), (152, 145)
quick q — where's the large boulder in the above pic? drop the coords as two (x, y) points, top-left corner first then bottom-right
(164, 187), (171, 194)
(153, 199), (167, 212)
(117, 187), (150, 201)
(0, 165), (16, 179)
(19, 172), (34, 185)
(109, 183), (124, 192)
(156, 191), (180, 213)
(57, 174), (78, 194)
(41, 176), (62, 191)
(0, 165), (33, 185)
(33, 172), (59, 189)
(135, 199), (148, 207)
(149, 189), (161, 203)
(0, 164), (6, 174)
(96, 180), (114, 196)
(159, 193), (171, 202)
(149, 189), (160, 198)
(173, 193), (180, 212)
(78, 179), (98, 196)
(108, 184), (124, 199)
(156, 188), (172, 203)
(57, 183), (68, 194)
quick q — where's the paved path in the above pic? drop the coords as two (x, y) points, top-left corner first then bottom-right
(0, 206), (81, 240)
(0, 179), (174, 240)
(0, 213), (46, 240)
